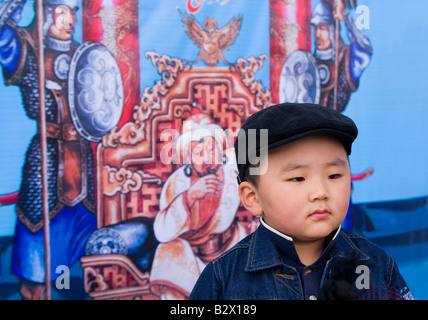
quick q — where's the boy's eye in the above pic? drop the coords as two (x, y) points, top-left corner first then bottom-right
(289, 177), (305, 182)
(328, 174), (342, 180)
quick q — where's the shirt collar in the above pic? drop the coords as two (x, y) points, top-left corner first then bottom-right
(246, 219), (368, 273)
(258, 216), (341, 268)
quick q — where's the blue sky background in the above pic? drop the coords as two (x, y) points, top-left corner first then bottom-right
(342, 0), (428, 204)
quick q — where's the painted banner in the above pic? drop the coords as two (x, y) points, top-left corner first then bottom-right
(0, 0), (427, 300)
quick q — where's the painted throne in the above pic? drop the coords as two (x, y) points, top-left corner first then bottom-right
(80, 51), (271, 300)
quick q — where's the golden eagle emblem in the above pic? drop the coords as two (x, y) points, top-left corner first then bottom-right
(179, 9), (242, 66)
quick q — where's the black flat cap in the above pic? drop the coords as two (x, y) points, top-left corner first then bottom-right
(234, 102), (358, 184)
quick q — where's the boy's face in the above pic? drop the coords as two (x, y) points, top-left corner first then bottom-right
(240, 134), (351, 243)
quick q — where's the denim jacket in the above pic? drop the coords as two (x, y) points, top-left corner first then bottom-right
(189, 224), (413, 300)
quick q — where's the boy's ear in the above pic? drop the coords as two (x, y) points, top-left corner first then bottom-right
(238, 181), (263, 217)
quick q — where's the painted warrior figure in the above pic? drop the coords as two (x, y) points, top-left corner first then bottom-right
(0, 0), (95, 299)
(280, 0), (372, 112)
(150, 113), (248, 299)
(311, 0), (372, 112)
(0, 0), (123, 299)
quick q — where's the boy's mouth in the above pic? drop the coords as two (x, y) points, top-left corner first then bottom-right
(308, 209), (331, 219)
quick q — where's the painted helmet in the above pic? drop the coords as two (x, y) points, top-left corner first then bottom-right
(43, 0), (78, 10)
(310, 1), (334, 26)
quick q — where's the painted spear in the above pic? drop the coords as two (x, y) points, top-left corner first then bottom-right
(35, 0), (51, 300)
(333, 0), (357, 111)
(333, 0), (340, 111)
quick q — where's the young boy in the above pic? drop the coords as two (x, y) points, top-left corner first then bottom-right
(189, 103), (412, 300)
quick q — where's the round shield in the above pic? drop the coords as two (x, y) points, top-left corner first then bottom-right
(68, 41), (124, 142)
(278, 50), (320, 104)
(85, 228), (128, 256)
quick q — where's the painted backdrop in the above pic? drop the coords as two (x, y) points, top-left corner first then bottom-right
(0, 0), (427, 300)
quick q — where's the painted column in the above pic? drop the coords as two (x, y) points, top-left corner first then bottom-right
(270, 0), (312, 104)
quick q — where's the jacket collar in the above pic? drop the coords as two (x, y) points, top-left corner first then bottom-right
(245, 219), (368, 272)
(245, 222), (284, 272)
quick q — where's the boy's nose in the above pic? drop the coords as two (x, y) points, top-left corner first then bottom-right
(309, 181), (329, 202)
